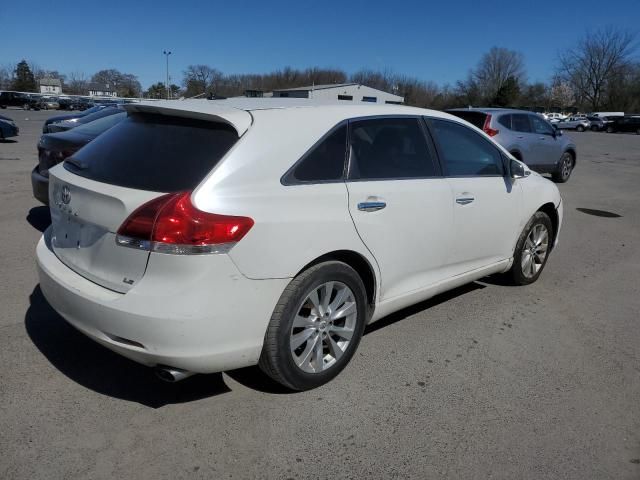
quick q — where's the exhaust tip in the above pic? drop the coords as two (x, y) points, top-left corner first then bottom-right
(155, 366), (195, 383)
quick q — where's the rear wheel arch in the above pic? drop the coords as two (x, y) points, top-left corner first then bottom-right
(295, 250), (377, 312)
(509, 150), (523, 161)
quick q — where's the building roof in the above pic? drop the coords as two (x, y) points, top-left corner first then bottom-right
(272, 83), (358, 92)
(38, 78), (61, 87)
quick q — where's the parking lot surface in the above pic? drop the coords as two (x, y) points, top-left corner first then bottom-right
(1, 109), (639, 479)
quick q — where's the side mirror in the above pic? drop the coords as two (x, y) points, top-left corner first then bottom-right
(510, 159), (529, 179)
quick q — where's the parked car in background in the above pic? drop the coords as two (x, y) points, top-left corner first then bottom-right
(447, 108), (577, 182)
(32, 112), (127, 204)
(56, 97), (76, 110)
(0, 91), (40, 110)
(38, 97), (60, 110)
(0, 114), (19, 139)
(545, 113), (567, 123)
(591, 111), (624, 118)
(605, 115), (640, 134)
(46, 106), (123, 133)
(43, 105), (108, 133)
(587, 116), (606, 131)
(554, 116), (591, 132)
(36, 99), (563, 390)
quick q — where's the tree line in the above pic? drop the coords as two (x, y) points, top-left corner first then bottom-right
(2, 26), (637, 112)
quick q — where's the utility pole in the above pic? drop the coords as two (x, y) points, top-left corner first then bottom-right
(163, 50), (172, 100)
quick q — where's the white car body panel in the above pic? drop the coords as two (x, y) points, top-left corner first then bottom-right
(36, 99), (563, 375)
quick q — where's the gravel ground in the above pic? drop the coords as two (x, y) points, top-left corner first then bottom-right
(0, 108), (639, 479)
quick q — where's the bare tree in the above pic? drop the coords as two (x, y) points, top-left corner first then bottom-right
(182, 65), (223, 96)
(66, 71), (88, 95)
(472, 47), (526, 103)
(558, 26), (636, 110)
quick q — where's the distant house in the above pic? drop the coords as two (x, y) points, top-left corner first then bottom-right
(87, 82), (117, 97)
(271, 83), (404, 104)
(38, 78), (62, 95)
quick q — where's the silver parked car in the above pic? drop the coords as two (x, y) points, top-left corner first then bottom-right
(447, 108), (577, 183)
(555, 116), (591, 132)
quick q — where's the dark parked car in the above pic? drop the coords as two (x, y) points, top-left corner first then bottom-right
(32, 112), (127, 204)
(42, 105), (108, 133)
(0, 91), (40, 110)
(605, 116), (640, 134)
(46, 106), (122, 133)
(0, 114), (19, 139)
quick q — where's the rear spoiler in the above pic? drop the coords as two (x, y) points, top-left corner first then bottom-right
(123, 100), (252, 136)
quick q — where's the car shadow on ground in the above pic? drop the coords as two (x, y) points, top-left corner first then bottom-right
(26, 281), (488, 404)
(26, 206), (51, 232)
(0, 139), (18, 144)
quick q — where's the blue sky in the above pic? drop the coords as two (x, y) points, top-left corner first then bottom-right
(1, 0), (638, 89)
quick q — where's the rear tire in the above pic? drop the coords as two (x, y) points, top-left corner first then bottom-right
(552, 152), (573, 183)
(508, 212), (553, 286)
(606, 125), (614, 133)
(577, 125), (584, 132)
(259, 261), (368, 391)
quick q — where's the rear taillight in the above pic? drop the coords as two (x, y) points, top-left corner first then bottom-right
(116, 191), (254, 255)
(482, 114), (499, 137)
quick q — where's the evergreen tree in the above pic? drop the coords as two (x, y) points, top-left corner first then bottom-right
(11, 60), (36, 92)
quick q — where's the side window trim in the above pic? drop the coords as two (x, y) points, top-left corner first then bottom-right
(423, 116), (506, 178)
(280, 120), (349, 186)
(345, 115), (442, 182)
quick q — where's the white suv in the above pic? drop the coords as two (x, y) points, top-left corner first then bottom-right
(37, 99), (563, 390)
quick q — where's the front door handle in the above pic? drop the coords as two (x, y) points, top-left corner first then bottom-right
(455, 197), (475, 205)
(358, 201), (386, 212)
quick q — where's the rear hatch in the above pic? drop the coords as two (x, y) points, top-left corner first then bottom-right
(48, 106), (247, 293)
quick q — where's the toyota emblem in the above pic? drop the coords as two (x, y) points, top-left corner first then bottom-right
(61, 185), (71, 204)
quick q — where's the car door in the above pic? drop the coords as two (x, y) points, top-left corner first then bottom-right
(510, 113), (538, 165)
(529, 114), (564, 169)
(426, 117), (522, 274)
(345, 116), (453, 301)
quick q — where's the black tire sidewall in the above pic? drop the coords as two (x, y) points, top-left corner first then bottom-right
(262, 262), (368, 390)
(577, 126), (584, 132)
(511, 212), (553, 285)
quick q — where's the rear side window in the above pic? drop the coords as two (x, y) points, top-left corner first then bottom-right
(446, 111), (487, 129)
(65, 113), (238, 192)
(429, 119), (504, 176)
(348, 117), (437, 180)
(284, 124), (347, 183)
(498, 114), (512, 129)
(511, 114), (532, 133)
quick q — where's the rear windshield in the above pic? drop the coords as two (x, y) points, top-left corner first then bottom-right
(64, 113), (238, 192)
(446, 111), (487, 129)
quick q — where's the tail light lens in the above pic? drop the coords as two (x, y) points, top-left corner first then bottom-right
(482, 114), (499, 137)
(116, 191), (254, 255)
(38, 147), (78, 176)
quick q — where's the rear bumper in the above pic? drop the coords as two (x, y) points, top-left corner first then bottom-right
(36, 229), (289, 374)
(31, 166), (49, 204)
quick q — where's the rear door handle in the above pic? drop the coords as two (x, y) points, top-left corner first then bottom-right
(357, 201), (386, 212)
(455, 197), (475, 205)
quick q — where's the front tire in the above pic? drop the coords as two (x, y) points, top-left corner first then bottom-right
(577, 125), (584, 132)
(606, 125), (614, 133)
(259, 261), (368, 391)
(552, 152), (574, 183)
(508, 212), (553, 286)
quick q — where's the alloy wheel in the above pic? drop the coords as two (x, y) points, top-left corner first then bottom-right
(521, 224), (549, 279)
(290, 281), (357, 374)
(561, 155), (572, 180)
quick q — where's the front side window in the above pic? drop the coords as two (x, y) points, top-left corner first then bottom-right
(512, 114), (532, 133)
(429, 119), (504, 177)
(530, 115), (555, 135)
(348, 117), (437, 180)
(285, 124), (347, 183)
